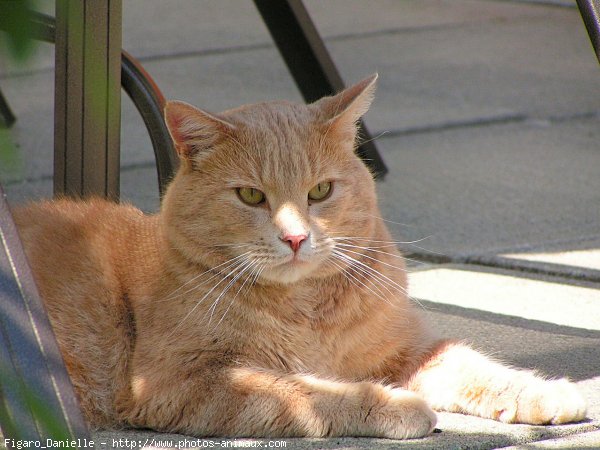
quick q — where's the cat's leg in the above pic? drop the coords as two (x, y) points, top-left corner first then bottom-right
(119, 366), (436, 439)
(406, 341), (587, 424)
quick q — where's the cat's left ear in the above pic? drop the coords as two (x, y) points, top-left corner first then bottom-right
(312, 73), (378, 138)
(164, 101), (236, 162)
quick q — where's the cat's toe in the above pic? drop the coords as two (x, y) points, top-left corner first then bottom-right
(516, 379), (587, 425)
(376, 389), (437, 439)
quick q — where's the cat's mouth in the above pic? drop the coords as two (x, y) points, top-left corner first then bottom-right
(258, 253), (319, 284)
(278, 254), (311, 267)
(288, 257), (311, 268)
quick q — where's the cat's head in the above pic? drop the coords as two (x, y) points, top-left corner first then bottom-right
(162, 74), (380, 285)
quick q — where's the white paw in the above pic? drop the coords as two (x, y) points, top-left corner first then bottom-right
(512, 379), (587, 425)
(370, 388), (437, 439)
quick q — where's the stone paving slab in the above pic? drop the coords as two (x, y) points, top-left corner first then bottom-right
(503, 249), (600, 272)
(91, 416), (599, 450)
(325, 9), (598, 132)
(410, 266), (600, 330)
(2, 162), (160, 210)
(0, 68), (54, 184)
(500, 429), (600, 449)
(0, 0), (577, 76)
(376, 117), (600, 258)
(410, 268), (600, 379)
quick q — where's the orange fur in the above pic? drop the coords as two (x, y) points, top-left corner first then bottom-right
(12, 74), (586, 438)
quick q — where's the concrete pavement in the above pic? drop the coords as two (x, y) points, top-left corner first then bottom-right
(1, 1), (599, 448)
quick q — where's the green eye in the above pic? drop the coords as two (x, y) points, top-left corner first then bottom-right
(237, 187), (265, 205)
(308, 181), (332, 202)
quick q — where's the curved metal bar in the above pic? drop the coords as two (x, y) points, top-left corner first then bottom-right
(121, 51), (178, 197)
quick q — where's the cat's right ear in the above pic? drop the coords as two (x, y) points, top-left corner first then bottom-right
(164, 101), (236, 162)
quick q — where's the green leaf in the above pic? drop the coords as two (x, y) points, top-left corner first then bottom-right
(0, 0), (39, 61)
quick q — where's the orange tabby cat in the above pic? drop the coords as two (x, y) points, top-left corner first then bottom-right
(13, 74), (586, 439)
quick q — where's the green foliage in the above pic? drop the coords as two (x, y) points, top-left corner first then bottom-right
(0, 0), (38, 61)
(0, 363), (73, 445)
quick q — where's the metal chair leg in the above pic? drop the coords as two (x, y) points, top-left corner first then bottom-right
(54, 0), (122, 200)
(576, 0), (600, 63)
(0, 89), (16, 128)
(0, 183), (90, 442)
(253, 0), (388, 179)
(0, 11), (177, 198)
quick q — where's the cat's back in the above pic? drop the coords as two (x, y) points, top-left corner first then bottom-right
(12, 196), (159, 311)
(14, 196), (155, 265)
(14, 198), (147, 291)
(14, 196), (143, 244)
(12, 197), (157, 427)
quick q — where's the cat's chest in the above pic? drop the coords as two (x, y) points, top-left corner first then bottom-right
(240, 317), (336, 375)
(232, 290), (371, 377)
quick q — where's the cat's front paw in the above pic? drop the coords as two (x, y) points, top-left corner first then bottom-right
(503, 379), (587, 425)
(367, 388), (437, 439)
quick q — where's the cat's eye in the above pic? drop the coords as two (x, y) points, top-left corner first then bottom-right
(308, 181), (332, 202)
(237, 187), (265, 206)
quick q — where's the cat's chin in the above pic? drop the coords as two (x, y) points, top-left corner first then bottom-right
(256, 258), (320, 285)
(259, 264), (313, 285)
(258, 257), (340, 285)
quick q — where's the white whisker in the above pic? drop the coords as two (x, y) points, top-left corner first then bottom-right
(332, 236), (433, 246)
(207, 258), (257, 325)
(357, 130), (389, 146)
(334, 241), (428, 267)
(337, 256), (396, 302)
(211, 243), (253, 249)
(334, 235), (443, 260)
(335, 242), (430, 270)
(332, 249), (408, 296)
(166, 256), (250, 338)
(335, 242), (407, 261)
(164, 251), (253, 301)
(333, 250), (428, 310)
(249, 260), (266, 288)
(334, 246), (408, 273)
(403, 243), (446, 256)
(215, 259), (266, 328)
(329, 256), (393, 306)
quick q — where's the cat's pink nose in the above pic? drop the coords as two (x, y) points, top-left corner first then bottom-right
(281, 234), (308, 253)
